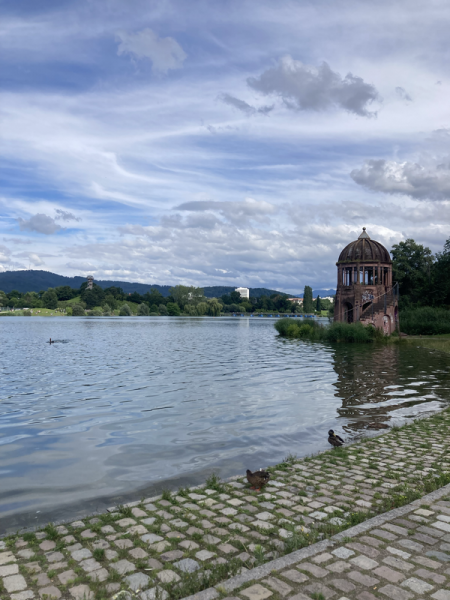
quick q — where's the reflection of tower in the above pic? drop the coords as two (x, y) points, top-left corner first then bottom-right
(331, 345), (400, 432)
(335, 228), (398, 333)
(87, 275), (94, 290)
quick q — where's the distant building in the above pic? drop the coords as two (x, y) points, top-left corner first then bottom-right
(87, 275), (94, 290)
(235, 287), (249, 299)
(288, 297), (303, 304)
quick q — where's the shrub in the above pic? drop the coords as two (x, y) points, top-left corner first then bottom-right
(66, 307), (73, 316)
(274, 317), (384, 343)
(119, 303), (132, 316)
(92, 307), (103, 316)
(150, 304), (159, 314)
(138, 303), (149, 316)
(71, 304), (85, 316)
(159, 304), (168, 315)
(23, 310), (32, 316)
(400, 306), (450, 335)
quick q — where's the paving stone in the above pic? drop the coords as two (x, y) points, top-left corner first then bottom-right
(195, 549), (216, 561)
(38, 586), (62, 599)
(58, 570), (76, 585)
(160, 550), (184, 562)
(378, 583), (414, 599)
(297, 562), (328, 578)
(124, 572), (150, 591)
(426, 550), (450, 562)
(115, 538), (134, 549)
(431, 591), (450, 600)
(303, 582), (336, 598)
(0, 563), (19, 576)
(329, 578), (355, 592)
(79, 557), (102, 573)
(39, 540), (56, 551)
(17, 550), (34, 559)
(129, 547), (148, 559)
(346, 542), (379, 559)
(141, 533), (163, 544)
(414, 567), (446, 583)
(241, 583), (273, 599)
(111, 559), (136, 575)
(347, 570), (379, 587)
(10, 592), (35, 600)
(46, 552), (64, 563)
(140, 588), (169, 600)
(262, 576), (293, 596)
(149, 540), (171, 552)
(327, 560), (351, 573)
(80, 529), (97, 539)
(3, 574), (28, 592)
(157, 569), (180, 583)
(401, 576), (435, 594)
(383, 556), (414, 571)
(398, 538), (424, 553)
(147, 558), (163, 570)
(71, 548), (92, 561)
(350, 555), (379, 570)
(173, 558), (200, 573)
(179, 539), (200, 550)
(24, 562), (41, 573)
(373, 565), (406, 583)
(89, 567), (108, 582)
(35, 573), (52, 586)
(69, 584), (93, 599)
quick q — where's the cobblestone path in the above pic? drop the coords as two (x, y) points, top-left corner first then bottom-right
(1, 410), (450, 600)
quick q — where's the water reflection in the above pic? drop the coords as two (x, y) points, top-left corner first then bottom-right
(332, 344), (450, 432)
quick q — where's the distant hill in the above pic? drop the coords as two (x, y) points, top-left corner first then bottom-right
(0, 270), (288, 299)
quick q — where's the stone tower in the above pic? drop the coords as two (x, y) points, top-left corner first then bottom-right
(334, 228), (398, 334)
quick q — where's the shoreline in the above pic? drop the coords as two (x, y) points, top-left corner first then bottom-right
(2, 408), (450, 599)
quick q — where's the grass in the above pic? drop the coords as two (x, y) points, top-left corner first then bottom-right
(405, 334), (450, 354)
(205, 472), (227, 493)
(274, 318), (387, 343)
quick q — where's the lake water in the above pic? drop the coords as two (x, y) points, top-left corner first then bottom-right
(1, 316), (449, 532)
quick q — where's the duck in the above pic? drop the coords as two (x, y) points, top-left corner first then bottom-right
(246, 468), (271, 491)
(328, 429), (344, 447)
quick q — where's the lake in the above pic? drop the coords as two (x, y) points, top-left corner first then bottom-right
(1, 316), (449, 532)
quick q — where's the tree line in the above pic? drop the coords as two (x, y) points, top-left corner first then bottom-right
(0, 282), (332, 316)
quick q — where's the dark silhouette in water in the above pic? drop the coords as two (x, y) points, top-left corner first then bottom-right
(48, 338), (55, 344)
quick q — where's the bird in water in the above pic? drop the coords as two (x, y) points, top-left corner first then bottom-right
(48, 338), (55, 344)
(328, 429), (344, 447)
(246, 468), (271, 491)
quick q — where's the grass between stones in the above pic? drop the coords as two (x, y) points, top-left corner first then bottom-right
(2, 408), (450, 600)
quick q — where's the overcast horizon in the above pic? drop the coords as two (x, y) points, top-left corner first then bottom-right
(1, 0), (450, 294)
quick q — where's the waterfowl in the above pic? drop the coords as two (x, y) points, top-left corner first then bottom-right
(49, 338), (55, 344)
(328, 429), (344, 447)
(246, 468), (270, 491)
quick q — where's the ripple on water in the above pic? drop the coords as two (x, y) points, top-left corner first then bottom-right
(0, 316), (449, 518)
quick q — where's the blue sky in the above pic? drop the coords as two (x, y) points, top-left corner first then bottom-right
(1, 0), (450, 293)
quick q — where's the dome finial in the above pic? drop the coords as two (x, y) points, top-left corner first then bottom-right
(358, 227), (370, 240)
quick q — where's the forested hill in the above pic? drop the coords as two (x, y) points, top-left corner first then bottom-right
(0, 270), (287, 298)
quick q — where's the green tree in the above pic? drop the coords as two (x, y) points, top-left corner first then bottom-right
(42, 289), (58, 309)
(391, 239), (434, 307)
(229, 291), (242, 303)
(92, 307), (103, 316)
(138, 303), (149, 316)
(119, 303), (132, 316)
(150, 304), (159, 313)
(303, 286), (314, 313)
(103, 294), (117, 310)
(72, 304), (85, 316)
(55, 286), (75, 301)
(159, 304), (168, 315)
(102, 304), (111, 316)
(207, 299), (222, 316)
(196, 302), (208, 315)
(7, 289), (21, 299)
(432, 237), (450, 307)
(167, 302), (181, 316)
(169, 285), (204, 309)
(316, 295), (321, 311)
(81, 284), (105, 309)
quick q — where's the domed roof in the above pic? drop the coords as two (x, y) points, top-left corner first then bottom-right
(338, 228), (391, 263)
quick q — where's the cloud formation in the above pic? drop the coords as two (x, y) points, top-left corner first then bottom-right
(219, 93), (273, 116)
(351, 159), (450, 200)
(116, 28), (186, 73)
(248, 56), (379, 117)
(175, 198), (278, 224)
(395, 86), (412, 102)
(55, 209), (81, 222)
(17, 213), (63, 235)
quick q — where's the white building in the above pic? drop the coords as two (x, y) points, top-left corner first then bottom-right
(288, 297), (303, 304)
(235, 287), (249, 299)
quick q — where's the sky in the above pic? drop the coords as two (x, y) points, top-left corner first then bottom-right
(1, 0), (450, 294)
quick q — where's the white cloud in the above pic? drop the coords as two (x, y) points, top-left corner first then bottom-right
(247, 56), (379, 117)
(17, 213), (63, 235)
(351, 159), (450, 200)
(116, 28), (186, 73)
